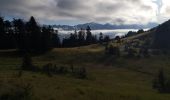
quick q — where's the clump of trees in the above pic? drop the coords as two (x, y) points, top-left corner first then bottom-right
(137, 29), (144, 34)
(153, 69), (170, 93)
(62, 26), (101, 47)
(125, 31), (137, 37)
(0, 16), (61, 53)
(125, 29), (144, 38)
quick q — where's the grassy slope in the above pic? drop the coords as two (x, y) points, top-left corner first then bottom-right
(1, 42), (170, 100)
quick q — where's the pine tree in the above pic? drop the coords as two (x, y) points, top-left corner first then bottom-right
(99, 32), (103, 44)
(26, 16), (41, 52)
(86, 26), (93, 44)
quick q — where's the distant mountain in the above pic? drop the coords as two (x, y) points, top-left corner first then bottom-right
(53, 22), (158, 30)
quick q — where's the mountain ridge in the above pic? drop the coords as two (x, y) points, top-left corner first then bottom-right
(52, 22), (158, 30)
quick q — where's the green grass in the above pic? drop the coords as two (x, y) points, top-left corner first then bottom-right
(0, 44), (170, 100)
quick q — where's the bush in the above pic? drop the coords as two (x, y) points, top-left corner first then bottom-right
(21, 54), (37, 71)
(73, 67), (87, 79)
(0, 83), (33, 100)
(127, 48), (136, 57)
(42, 63), (87, 79)
(115, 36), (121, 43)
(42, 63), (68, 77)
(17, 70), (23, 78)
(42, 63), (53, 77)
(151, 50), (161, 55)
(139, 48), (150, 58)
(106, 45), (120, 57)
(153, 69), (170, 93)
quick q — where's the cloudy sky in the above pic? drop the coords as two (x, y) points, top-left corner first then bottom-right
(0, 0), (169, 25)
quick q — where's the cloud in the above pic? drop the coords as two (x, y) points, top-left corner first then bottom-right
(0, 0), (168, 25)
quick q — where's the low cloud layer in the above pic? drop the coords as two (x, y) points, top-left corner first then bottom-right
(0, 0), (169, 25)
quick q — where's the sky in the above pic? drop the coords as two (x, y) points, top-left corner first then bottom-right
(0, 0), (170, 25)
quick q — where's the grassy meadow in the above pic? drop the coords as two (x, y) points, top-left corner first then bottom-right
(0, 43), (170, 100)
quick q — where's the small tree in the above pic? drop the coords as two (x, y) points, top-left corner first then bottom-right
(115, 36), (121, 43)
(42, 63), (53, 77)
(153, 69), (169, 93)
(137, 29), (144, 34)
(99, 32), (104, 44)
(86, 26), (93, 44)
(107, 45), (120, 57)
(105, 44), (109, 54)
(21, 54), (34, 71)
(127, 48), (136, 57)
(103, 35), (110, 43)
(77, 67), (87, 79)
(71, 66), (87, 79)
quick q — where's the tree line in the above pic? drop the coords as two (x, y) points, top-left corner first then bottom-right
(0, 16), (111, 52)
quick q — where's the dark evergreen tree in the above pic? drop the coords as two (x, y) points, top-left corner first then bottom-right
(21, 54), (34, 70)
(0, 17), (5, 49)
(86, 26), (93, 44)
(13, 18), (28, 52)
(0, 17), (16, 49)
(4, 20), (16, 49)
(0, 17), (5, 36)
(41, 26), (53, 51)
(99, 32), (104, 44)
(4, 20), (11, 33)
(78, 28), (85, 45)
(52, 32), (61, 48)
(62, 30), (78, 47)
(92, 35), (97, 43)
(103, 35), (110, 43)
(26, 16), (42, 52)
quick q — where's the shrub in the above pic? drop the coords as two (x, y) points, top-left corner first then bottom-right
(21, 54), (38, 71)
(42, 63), (87, 79)
(42, 63), (68, 77)
(0, 83), (33, 100)
(127, 48), (136, 57)
(153, 69), (170, 93)
(105, 45), (109, 54)
(57, 66), (68, 74)
(73, 67), (87, 79)
(139, 48), (150, 58)
(106, 45), (120, 57)
(42, 63), (53, 77)
(70, 64), (74, 73)
(151, 50), (161, 55)
(17, 70), (23, 78)
(115, 36), (121, 43)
